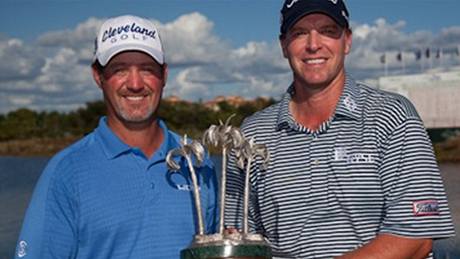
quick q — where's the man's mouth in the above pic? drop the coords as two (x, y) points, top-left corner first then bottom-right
(124, 95), (148, 101)
(303, 58), (326, 65)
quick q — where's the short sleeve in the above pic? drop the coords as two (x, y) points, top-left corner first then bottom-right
(379, 118), (455, 238)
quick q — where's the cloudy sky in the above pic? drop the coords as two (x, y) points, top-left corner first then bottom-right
(1, 0), (460, 114)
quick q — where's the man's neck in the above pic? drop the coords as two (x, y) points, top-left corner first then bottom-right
(290, 75), (345, 131)
(108, 117), (164, 158)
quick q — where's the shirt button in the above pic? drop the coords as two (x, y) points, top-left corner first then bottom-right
(313, 159), (319, 165)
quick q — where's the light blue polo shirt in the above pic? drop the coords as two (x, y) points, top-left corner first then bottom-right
(15, 117), (218, 259)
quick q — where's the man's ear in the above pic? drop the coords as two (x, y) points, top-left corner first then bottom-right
(344, 29), (353, 55)
(279, 36), (289, 58)
(92, 65), (103, 88)
(162, 64), (169, 88)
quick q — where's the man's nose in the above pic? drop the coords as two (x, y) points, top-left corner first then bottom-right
(126, 68), (143, 90)
(306, 30), (321, 52)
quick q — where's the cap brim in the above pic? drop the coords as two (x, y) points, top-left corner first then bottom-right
(95, 44), (164, 66)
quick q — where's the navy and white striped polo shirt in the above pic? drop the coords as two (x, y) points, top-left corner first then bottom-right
(225, 76), (455, 258)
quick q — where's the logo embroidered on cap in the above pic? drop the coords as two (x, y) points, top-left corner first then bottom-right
(342, 10), (349, 21)
(413, 200), (440, 216)
(286, 0), (299, 8)
(287, 0), (339, 9)
(102, 22), (157, 42)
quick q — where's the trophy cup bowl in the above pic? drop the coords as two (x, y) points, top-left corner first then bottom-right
(167, 116), (272, 259)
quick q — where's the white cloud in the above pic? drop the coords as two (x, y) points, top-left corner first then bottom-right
(37, 17), (102, 62)
(168, 67), (212, 99)
(347, 19), (460, 78)
(36, 48), (92, 92)
(0, 14), (459, 114)
(159, 12), (231, 66)
(0, 38), (45, 81)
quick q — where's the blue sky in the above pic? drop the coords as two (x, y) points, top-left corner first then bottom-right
(2, 0), (459, 45)
(1, 0), (460, 113)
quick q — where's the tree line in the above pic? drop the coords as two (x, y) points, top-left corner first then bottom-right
(1, 97), (459, 161)
(0, 98), (275, 142)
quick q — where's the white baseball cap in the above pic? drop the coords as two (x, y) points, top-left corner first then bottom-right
(93, 15), (165, 66)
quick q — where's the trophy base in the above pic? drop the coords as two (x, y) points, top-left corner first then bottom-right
(180, 233), (272, 259)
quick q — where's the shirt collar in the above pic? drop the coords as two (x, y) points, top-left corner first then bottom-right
(276, 84), (297, 131)
(276, 74), (362, 131)
(95, 116), (177, 161)
(334, 75), (362, 121)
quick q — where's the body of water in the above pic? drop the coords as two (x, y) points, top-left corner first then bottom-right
(0, 157), (458, 259)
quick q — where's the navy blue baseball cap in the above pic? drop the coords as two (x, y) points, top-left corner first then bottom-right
(280, 0), (350, 35)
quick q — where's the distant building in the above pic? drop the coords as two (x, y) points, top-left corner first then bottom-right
(203, 96), (249, 111)
(163, 95), (181, 104)
(163, 95), (261, 112)
(376, 66), (460, 129)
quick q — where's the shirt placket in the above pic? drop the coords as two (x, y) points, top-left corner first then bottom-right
(131, 148), (162, 203)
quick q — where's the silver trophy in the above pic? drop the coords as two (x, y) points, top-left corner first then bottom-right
(166, 115), (272, 259)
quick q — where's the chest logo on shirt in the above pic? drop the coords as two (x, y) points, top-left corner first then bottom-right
(334, 147), (374, 163)
(413, 200), (440, 216)
(176, 184), (200, 192)
(17, 240), (27, 258)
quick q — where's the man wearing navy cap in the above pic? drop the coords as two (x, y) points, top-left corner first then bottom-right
(225, 1), (455, 258)
(15, 15), (218, 259)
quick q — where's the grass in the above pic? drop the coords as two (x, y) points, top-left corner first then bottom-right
(434, 135), (460, 162)
(0, 136), (80, 157)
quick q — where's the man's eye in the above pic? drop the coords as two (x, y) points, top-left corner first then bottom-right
(318, 26), (342, 39)
(141, 67), (159, 75)
(110, 67), (127, 74)
(291, 30), (308, 38)
(143, 67), (156, 72)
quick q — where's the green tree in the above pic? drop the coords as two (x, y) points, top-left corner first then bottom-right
(0, 108), (39, 140)
(0, 97), (276, 142)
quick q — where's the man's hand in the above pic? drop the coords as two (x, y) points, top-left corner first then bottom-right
(336, 234), (432, 259)
(224, 227), (240, 235)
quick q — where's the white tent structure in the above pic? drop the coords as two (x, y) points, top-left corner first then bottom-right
(377, 67), (460, 129)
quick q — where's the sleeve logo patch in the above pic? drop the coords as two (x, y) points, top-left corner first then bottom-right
(413, 200), (440, 216)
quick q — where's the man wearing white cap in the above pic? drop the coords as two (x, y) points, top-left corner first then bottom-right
(225, 0), (455, 258)
(15, 15), (218, 259)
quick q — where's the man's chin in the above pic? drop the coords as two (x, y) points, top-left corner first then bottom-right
(119, 111), (156, 124)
